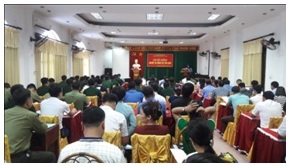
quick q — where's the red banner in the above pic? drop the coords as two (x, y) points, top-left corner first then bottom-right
(147, 54), (173, 67)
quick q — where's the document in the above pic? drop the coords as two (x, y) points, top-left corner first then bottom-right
(170, 148), (187, 163)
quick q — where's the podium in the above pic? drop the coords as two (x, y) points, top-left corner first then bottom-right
(132, 68), (140, 79)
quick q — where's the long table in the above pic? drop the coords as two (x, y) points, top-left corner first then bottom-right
(30, 124), (59, 158)
(234, 112), (260, 154)
(250, 128), (286, 163)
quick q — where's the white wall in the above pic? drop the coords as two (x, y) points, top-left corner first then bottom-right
(199, 11), (286, 90)
(112, 47), (130, 78)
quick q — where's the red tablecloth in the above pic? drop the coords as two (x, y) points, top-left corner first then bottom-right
(251, 128), (286, 163)
(63, 111), (83, 143)
(234, 112), (260, 154)
(216, 105), (232, 133)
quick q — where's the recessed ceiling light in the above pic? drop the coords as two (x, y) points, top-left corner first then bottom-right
(179, 41), (184, 44)
(91, 13), (103, 19)
(190, 32), (197, 35)
(120, 41), (125, 43)
(155, 7), (159, 10)
(141, 41), (144, 43)
(270, 8), (275, 11)
(99, 6), (103, 9)
(148, 32), (159, 35)
(111, 31), (116, 34)
(47, 10), (51, 13)
(147, 14), (163, 20)
(208, 14), (220, 20)
(159, 41), (163, 44)
(212, 8), (217, 10)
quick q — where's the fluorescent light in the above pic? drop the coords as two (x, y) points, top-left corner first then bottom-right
(111, 31), (116, 34)
(207, 14), (220, 20)
(148, 32), (159, 35)
(190, 32), (197, 35)
(159, 41), (163, 44)
(179, 41), (184, 44)
(147, 14), (163, 20)
(141, 41), (144, 43)
(120, 41), (125, 43)
(91, 13), (103, 20)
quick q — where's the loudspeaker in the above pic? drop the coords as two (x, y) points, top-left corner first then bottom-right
(104, 68), (112, 76)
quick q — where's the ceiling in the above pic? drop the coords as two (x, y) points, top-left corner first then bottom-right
(24, 4), (286, 46)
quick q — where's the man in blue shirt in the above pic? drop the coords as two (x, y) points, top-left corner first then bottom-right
(137, 86), (166, 116)
(202, 79), (216, 99)
(123, 82), (144, 103)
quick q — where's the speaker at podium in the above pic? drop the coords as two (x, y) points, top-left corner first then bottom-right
(104, 68), (112, 76)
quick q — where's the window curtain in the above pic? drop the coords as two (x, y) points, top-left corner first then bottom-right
(73, 51), (90, 76)
(35, 40), (68, 84)
(5, 27), (20, 85)
(220, 49), (230, 78)
(243, 39), (262, 86)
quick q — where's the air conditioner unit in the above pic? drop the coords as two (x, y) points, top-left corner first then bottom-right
(105, 42), (114, 49)
(73, 35), (82, 42)
(34, 18), (51, 31)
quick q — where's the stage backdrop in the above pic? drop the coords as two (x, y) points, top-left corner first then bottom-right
(128, 46), (197, 82)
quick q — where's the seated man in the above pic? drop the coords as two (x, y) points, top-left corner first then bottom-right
(83, 78), (102, 99)
(123, 82), (144, 103)
(64, 82), (88, 111)
(41, 83), (78, 137)
(57, 106), (127, 163)
(250, 85), (263, 104)
(5, 87), (55, 163)
(100, 93), (129, 146)
(251, 91), (283, 128)
(111, 86), (137, 137)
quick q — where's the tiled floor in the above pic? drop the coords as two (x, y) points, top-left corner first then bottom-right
(212, 130), (250, 163)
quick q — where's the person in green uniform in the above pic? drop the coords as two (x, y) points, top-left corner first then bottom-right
(5, 84), (24, 110)
(172, 100), (205, 154)
(160, 81), (175, 97)
(102, 75), (113, 92)
(5, 87), (55, 163)
(58, 75), (68, 89)
(27, 83), (42, 102)
(36, 77), (49, 96)
(64, 82), (88, 111)
(83, 78), (101, 99)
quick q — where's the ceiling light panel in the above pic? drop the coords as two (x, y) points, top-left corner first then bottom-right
(147, 14), (163, 20)
(148, 32), (159, 35)
(91, 13), (103, 19)
(207, 14), (220, 20)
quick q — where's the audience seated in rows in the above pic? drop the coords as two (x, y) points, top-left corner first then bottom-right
(41, 83), (78, 137)
(111, 86), (137, 137)
(137, 86), (166, 116)
(212, 80), (230, 100)
(222, 86), (250, 131)
(202, 79), (216, 99)
(64, 82), (88, 111)
(134, 101), (169, 135)
(274, 86), (286, 108)
(57, 106), (126, 163)
(250, 85), (263, 105)
(123, 82), (144, 103)
(100, 93), (129, 146)
(83, 78), (102, 99)
(183, 118), (225, 163)
(172, 100), (205, 154)
(5, 87), (55, 163)
(251, 91), (283, 128)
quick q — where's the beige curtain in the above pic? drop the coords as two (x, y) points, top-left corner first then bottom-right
(220, 49), (230, 78)
(35, 49), (41, 87)
(4, 27), (20, 85)
(35, 40), (68, 84)
(73, 51), (90, 76)
(243, 39), (262, 86)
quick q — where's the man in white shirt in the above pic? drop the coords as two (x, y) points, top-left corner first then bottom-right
(57, 106), (126, 163)
(41, 83), (77, 133)
(143, 81), (166, 103)
(250, 85), (263, 104)
(251, 91), (282, 128)
(100, 93), (129, 146)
